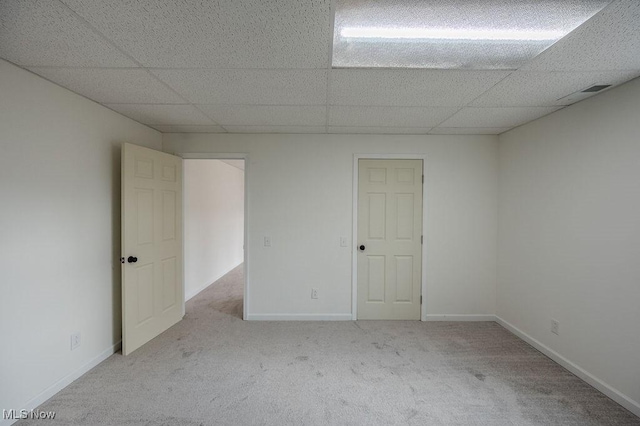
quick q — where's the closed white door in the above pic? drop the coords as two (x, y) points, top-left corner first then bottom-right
(357, 159), (422, 320)
(122, 143), (183, 355)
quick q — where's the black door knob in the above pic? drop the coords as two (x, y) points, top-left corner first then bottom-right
(127, 256), (138, 263)
(359, 245), (365, 251)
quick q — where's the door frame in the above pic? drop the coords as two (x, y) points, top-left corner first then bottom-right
(179, 152), (250, 321)
(352, 154), (428, 321)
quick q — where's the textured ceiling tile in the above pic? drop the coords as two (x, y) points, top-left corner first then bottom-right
(199, 105), (326, 126)
(328, 126), (432, 134)
(472, 70), (640, 107)
(61, 0), (332, 68)
(105, 104), (215, 125)
(151, 69), (327, 105)
(27, 68), (185, 104)
(223, 125), (327, 134)
(328, 106), (457, 127)
(329, 70), (510, 106)
(0, 0), (135, 67)
(429, 127), (511, 135)
(523, 1), (640, 71)
(150, 125), (226, 133)
(439, 107), (562, 128)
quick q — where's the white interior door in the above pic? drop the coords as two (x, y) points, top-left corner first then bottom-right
(122, 143), (183, 355)
(357, 159), (423, 320)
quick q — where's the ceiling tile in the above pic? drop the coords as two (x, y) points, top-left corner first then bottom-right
(328, 106), (457, 127)
(150, 125), (226, 133)
(328, 127), (432, 134)
(200, 105), (326, 126)
(27, 68), (185, 104)
(105, 104), (215, 125)
(523, 1), (640, 71)
(151, 69), (327, 105)
(223, 125), (327, 134)
(429, 127), (510, 135)
(330, 70), (510, 107)
(61, 0), (332, 68)
(472, 71), (640, 107)
(439, 107), (562, 128)
(0, 0), (135, 67)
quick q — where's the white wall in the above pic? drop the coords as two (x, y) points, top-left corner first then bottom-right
(498, 77), (640, 413)
(184, 160), (244, 300)
(164, 134), (498, 319)
(0, 60), (161, 418)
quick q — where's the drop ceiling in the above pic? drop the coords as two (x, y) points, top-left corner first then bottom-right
(1, 0), (639, 135)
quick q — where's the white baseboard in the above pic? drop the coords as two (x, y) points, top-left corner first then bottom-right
(0, 340), (121, 426)
(247, 314), (497, 321)
(246, 313), (353, 321)
(496, 316), (640, 418)
(185, 262), (242, 301)
(424, 314), (497, 321)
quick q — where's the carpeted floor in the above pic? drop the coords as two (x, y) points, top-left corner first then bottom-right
(19, 264), (639, 425)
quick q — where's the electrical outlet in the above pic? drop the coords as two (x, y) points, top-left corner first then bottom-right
(264, 236), (271, 247)
(551, 319), (560, 335)
(340, 237), (348, 247)
(311, 288), (318, 299)
(70, 332), (81, 350)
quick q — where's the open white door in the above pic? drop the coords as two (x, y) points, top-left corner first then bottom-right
(121, 143), (183, 355)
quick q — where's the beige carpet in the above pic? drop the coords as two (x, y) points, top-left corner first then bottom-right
(19, 264), (639, 425)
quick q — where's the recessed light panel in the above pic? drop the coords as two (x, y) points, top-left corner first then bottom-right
(332, 0), (611, 69)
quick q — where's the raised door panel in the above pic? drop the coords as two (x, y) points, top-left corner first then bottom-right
(161, 257), (177, 311)
(366, 255), (386, 302)
(162, 190), (176, 241)
(136, 189), (154, 245)
(394, 256), (413, 303)
(396, 193), (414, 241)
(367, 193), (386, 240)
(135, 157), (154, 179)
(135, 264), (154, 325)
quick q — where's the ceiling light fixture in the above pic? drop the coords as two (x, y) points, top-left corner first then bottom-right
(340, 27), (565, 42)
(332, 0), (611, 69)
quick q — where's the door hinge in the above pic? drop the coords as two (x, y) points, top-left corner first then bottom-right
(421, 235), (423, 244)
(420, 295), (423, 304)
(422, 175), (424, 184)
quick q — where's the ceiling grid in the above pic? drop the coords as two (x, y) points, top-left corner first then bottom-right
(1, 0), (639, 134)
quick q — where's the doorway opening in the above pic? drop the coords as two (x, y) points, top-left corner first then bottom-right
(183, 159), (245, 319)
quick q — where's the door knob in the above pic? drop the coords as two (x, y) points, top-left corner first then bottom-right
(127, 256), (138, 263)
(359, 245), (365, 251)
